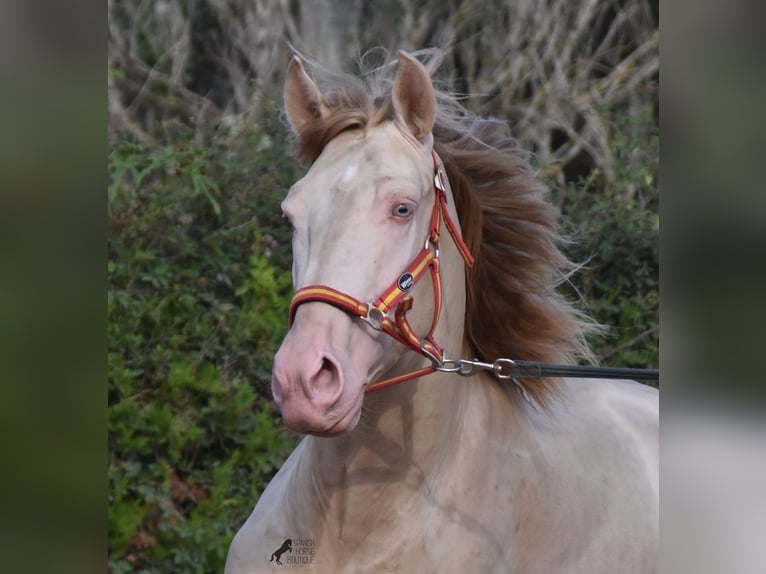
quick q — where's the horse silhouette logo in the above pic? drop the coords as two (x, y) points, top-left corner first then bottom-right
(269, 538), (292, 565)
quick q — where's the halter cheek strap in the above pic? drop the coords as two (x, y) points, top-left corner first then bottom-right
(288, 151), (474, 393)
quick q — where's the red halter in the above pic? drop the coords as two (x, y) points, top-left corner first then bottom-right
(288, 152), (474, 393)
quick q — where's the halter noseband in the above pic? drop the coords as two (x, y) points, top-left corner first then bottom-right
(288, 151), (474, 393)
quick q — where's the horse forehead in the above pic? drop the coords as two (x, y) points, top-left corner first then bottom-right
(304, 127), (426, 194)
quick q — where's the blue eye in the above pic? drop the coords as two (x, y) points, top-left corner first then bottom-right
(393, 203), (414, 218)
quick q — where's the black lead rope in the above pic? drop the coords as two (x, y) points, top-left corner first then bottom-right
(437, 357), (660, 382)
(509, 361), (660, 382)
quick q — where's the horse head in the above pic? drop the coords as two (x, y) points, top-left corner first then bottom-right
(272, 52), (468, 436)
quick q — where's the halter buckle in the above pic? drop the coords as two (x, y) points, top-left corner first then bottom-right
(434, 167), (447, 192)
(424, 237), (440, 258)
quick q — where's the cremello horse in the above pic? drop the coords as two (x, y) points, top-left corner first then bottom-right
(225, 50), (658, 573)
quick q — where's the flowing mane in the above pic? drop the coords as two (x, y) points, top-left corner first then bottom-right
(288, 50), (595, 406)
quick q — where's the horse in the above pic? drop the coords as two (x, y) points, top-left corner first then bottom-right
(225, 50), (658, 573)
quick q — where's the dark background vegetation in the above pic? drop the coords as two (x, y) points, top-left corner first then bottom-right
(108, 1), (658, 571)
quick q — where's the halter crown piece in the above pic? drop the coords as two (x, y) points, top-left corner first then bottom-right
(289, 151), (474, 393)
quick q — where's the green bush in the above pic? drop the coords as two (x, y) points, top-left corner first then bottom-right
(553, 106), (659, 374)
(108, 114), (301, 572)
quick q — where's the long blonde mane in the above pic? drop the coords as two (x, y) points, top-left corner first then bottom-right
(289, 50), (595, 406)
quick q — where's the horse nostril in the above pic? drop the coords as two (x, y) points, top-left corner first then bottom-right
(313, 357), (336, 387)
(308, 355), (343, 403)
(322, 357), (336, 372)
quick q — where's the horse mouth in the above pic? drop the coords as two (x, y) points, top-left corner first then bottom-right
(281, 385), (365, 437)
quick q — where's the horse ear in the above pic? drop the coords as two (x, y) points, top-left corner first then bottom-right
(284, 56), (328, 135)
(392, 51), (436, 142)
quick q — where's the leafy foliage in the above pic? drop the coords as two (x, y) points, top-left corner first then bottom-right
(108, 115), (302, 572)
(553, 106), (659, 373)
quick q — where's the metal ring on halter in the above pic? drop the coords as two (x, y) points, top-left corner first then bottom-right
(435, 359), (463, 373)
(419, 340), (443, 368)
(424, 237), (439, 258)
(434, 169), (446, 192)
(363, 302), (387, 331)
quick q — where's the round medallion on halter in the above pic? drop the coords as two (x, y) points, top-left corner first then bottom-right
(397, 272), (415, 292)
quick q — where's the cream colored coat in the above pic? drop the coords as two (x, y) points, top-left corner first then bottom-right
(225, 52), (658, 573)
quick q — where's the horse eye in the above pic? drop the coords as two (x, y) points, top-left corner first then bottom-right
(393, 203), (413, 218)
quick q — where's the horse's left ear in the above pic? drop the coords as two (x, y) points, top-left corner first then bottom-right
(392, 51), (436, 142)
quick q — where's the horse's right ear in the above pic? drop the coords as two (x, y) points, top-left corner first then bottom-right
(392, 51), (436, 142)
(284, 56), (328, 136)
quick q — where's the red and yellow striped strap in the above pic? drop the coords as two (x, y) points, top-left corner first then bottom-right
(432, 152), (474, 267)
(373, 246), (436, 313)
(363, 333), (443, 393)
(365, 365), (437, 393)
(288, 285), (368, 326)
(439, 192), (474, 266)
